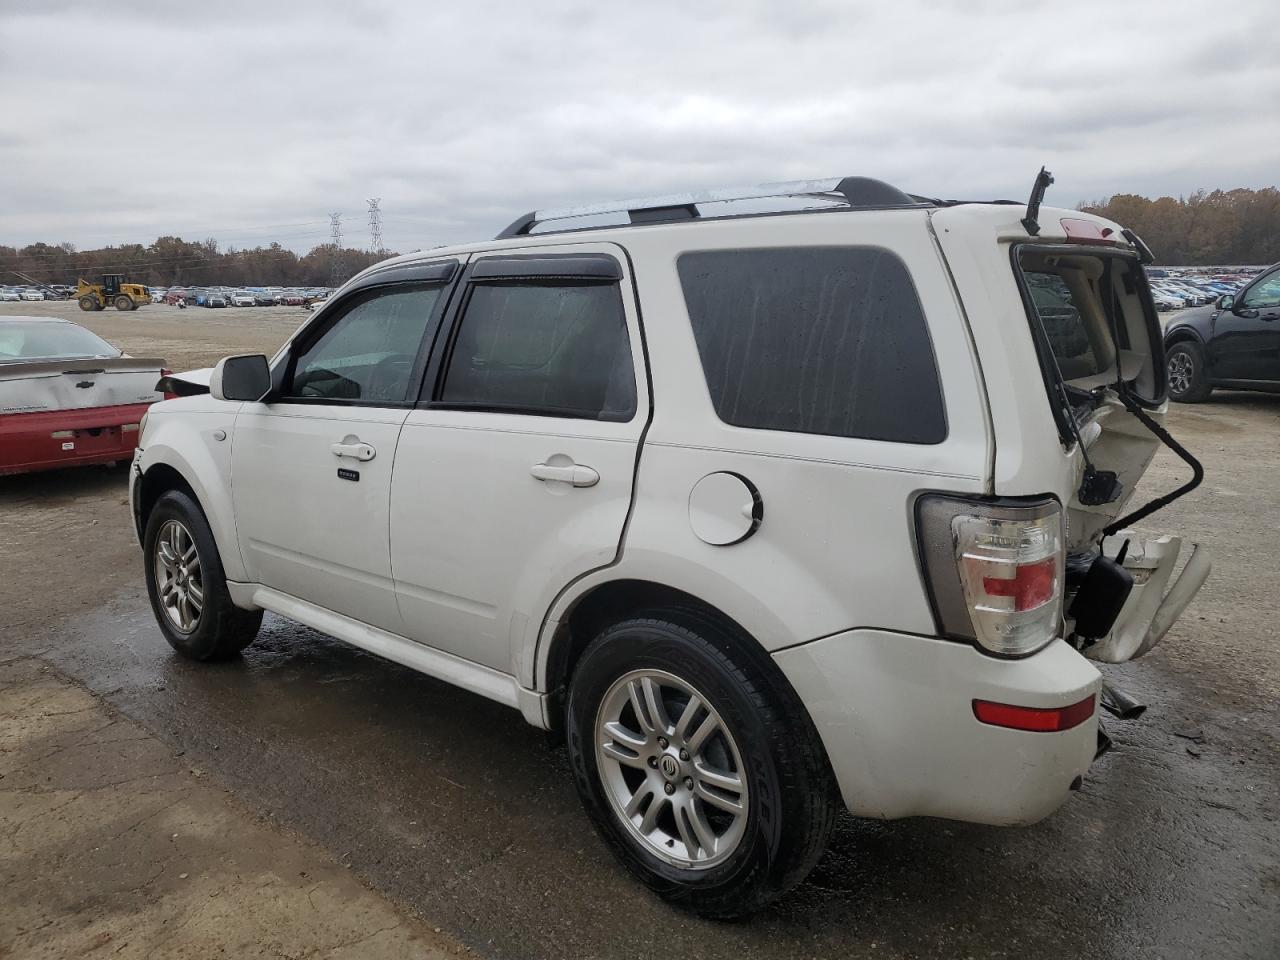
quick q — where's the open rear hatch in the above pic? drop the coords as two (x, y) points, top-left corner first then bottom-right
(1013, 242), (1211, 664)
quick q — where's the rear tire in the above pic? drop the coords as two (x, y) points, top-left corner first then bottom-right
(1167, 340), (1212, 403)
(114, 295), (134, 311)
(565, 613), (837, 918)
(143, 490), (262, 661)
(78, 295), (97, 311)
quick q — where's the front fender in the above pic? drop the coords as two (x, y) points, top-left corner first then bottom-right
(136, 408), (244, 581)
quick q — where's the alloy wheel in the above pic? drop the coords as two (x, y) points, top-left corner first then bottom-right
(595, 669), (749, 869)
(1168, 350), (1194, 395)
(153, 519), (203, 633)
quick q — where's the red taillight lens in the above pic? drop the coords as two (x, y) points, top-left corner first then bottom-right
(915, 495), (1065, 658)
(973, 695), (1096, 732)
(161, 367), (177, 401)
(982, 556), (1058, 612)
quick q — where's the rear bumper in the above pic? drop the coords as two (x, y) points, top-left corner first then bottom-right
(774, 629), (1101, 826)
(0, 403), (151, 476)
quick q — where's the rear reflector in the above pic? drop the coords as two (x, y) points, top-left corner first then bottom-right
(973, 694), (1096, 732)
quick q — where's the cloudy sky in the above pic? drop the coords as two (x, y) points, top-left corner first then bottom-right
(2, 0), (1277, 255)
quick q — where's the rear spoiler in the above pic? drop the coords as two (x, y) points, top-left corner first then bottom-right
(0, 356), (167, 381)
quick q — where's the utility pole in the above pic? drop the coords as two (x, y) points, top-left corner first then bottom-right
(329, 212), (343, 288)
(367, 198), (385, 255)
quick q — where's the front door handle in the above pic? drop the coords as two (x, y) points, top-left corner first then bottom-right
(530, 461), (599, 487)
(330, 438), (376, 461)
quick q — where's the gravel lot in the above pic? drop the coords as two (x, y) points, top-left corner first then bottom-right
(1, 301), (1277, 959)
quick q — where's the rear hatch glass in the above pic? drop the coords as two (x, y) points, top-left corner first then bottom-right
(1015, 247), (1165, 431)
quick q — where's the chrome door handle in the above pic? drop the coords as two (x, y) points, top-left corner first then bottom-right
(330, 439), (376, 461)
(530, 461), (599, 487)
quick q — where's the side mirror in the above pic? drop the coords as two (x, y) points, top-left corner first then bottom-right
(210, 354), (271, 402)
(1217, 294), (1234, 311)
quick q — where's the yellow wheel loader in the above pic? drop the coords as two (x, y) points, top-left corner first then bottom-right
(76, 275), (150, 312)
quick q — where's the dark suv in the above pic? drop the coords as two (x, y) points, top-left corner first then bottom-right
(1164, 263), (1280, 402)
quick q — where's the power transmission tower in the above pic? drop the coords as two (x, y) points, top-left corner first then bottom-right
(329, 212), (343, 287)
(367, 198), (385, 255)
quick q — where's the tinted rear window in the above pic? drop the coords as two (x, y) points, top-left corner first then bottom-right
(677, 247), (946, 444)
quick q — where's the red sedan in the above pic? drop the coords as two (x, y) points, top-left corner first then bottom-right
(0, 316), (169, 476)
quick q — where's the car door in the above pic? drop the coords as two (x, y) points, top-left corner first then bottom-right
(389, 244), (648, 674)
(232, 260), (459, 633)
(1208, 269), (1280, 381)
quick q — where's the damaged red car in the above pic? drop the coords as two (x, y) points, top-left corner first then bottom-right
(0, 316), (169, 476)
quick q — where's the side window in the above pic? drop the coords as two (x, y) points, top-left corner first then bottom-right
(677, 246), (946, 444)
(287, 284), (443, 403)
(439, 281), (636, 421)
(1242, 272), (1280, 308)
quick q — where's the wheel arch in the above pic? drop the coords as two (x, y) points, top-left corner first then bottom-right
(539, 578), (820, 745)
(1163, 325), (1206, 349)
(136, 434), (245, 581)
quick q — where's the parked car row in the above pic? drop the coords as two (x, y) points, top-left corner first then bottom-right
(152, 285), (332, 308)
(1146, 269), (1259, 311)
(0, 286), (65, 302)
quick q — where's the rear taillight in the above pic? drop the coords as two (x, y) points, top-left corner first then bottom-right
(916, 495), (1064, 658)
(161, 368), (177, 401)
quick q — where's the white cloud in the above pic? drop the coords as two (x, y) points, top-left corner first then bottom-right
(1, 0), (1276, 252)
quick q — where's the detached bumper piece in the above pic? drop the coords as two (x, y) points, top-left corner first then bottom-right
(1079, 530), (1212, 664)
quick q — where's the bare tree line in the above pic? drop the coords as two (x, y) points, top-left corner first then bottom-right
(5, 187), (1278, 287)
(0, 237), (398, 288)
(1078, 187), (1280, 266)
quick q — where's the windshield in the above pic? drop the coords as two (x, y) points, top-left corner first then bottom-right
(0, 321), (120, 363)
(1015, 248), (1164, 424)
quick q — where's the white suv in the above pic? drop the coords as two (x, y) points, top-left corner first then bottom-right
(130, 175), (1210, 916)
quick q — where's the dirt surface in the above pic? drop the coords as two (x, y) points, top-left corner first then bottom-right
(1, 302), (1278, 959)
(1, 299), (308, 371)
(0, 655), (464, 959)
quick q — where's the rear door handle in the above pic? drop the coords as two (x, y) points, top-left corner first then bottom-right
(530, 461), (599, 487)
(330, 439), (376, 461)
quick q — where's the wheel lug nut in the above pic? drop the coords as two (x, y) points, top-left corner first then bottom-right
(679, 748), (689, 761)
(647, 756), (658, 768)
(657, 737), (668, 749)
(664, 782), (675, 795)
(684, 777), (694, 790)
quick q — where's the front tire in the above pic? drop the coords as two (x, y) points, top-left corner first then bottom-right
(1167, 341), (1212, 402)
(143, 490), (262, 660)
(78, 295), (97, 311)
(566, 614), (837, 917)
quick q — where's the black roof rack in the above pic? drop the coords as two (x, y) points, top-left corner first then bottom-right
(495, 176), (927, 240)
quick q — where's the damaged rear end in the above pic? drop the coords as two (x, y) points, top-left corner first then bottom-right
(1009, 226), (1211, 667)
(933, 196), (1211, 672)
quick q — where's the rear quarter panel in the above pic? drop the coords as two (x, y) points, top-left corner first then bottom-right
(535, 209), (992, 685)
(931, 205), (1077, 500)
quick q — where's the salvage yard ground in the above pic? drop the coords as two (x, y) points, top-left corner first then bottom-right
(1, 301), (1278, 959)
